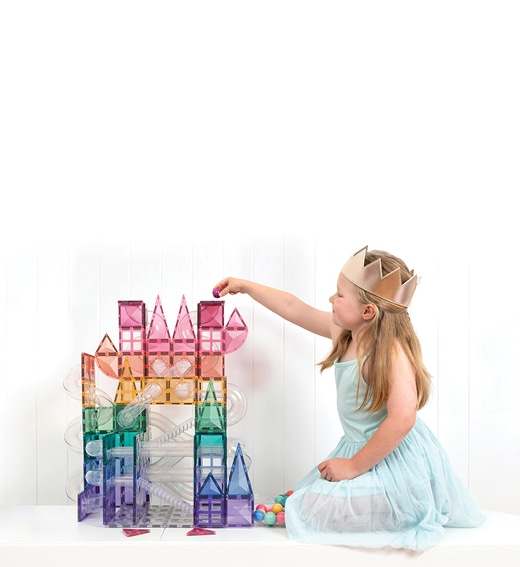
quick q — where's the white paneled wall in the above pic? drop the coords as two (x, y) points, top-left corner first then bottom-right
(1, 3), (519, 515)
(1, 236), (519, 515)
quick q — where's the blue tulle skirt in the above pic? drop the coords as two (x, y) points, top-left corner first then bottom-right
(284, 418), (486, 551)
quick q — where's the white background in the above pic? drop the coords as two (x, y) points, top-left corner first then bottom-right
(0, 2), (518, 515)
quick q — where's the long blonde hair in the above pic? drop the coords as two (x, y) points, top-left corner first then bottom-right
(319, 250), (431, 412)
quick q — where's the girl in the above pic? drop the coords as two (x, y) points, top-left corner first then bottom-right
(213, 246), (485, 551)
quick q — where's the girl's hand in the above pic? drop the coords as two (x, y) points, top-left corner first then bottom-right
(318, 458), (359, 482)
(212, 277), (243, 298)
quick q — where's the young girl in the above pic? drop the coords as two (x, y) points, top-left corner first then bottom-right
(213, 246), (485, 551)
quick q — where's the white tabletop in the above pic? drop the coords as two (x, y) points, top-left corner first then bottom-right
(1, 506), (519, 567)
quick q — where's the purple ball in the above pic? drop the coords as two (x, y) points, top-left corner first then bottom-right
(212, 288), (221, 298)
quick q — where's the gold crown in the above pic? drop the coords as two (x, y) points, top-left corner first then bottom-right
(341, 246), (418, 308)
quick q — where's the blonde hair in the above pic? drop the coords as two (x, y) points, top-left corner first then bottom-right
(320, 250), (431, 412)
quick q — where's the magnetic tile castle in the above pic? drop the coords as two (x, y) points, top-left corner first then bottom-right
(76, 295), (254, 528)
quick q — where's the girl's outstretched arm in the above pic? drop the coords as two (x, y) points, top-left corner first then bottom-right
(213, 277), (334, 339)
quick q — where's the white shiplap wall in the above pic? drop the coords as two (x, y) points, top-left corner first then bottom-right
(1, 2), (519, 515)
(1, 235), (519, 515)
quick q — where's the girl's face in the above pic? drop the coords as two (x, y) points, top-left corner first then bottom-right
(329, 275), (366, 331)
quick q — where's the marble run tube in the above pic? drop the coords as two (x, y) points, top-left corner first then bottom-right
(145, 416), (195, 447)
(84, 469), (196, 487)
(85, 439), (194, 459)
(139, 479), (193, 513)
(148, 412), (192, 443)
(65, 469), (85, 501)
(143, 468), (194, 483)
(117, 382), (163, 428)
(63, 363), (82, 401)
(137, 442), (192, 459)
(64, 416), (83, 454)
(167, 481), (193, 504)
(227, 383), (247, 426)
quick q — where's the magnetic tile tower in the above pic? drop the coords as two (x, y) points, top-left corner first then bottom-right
(76, 295), (253, 528)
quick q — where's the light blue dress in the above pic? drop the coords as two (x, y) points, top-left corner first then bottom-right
(284, 358), (486, 551)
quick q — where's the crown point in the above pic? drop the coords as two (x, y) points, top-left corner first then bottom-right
(341, 246), (417, 308)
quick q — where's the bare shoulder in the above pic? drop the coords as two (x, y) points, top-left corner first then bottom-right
(389, 341), (417, 392)
(392, 340), (413, 367)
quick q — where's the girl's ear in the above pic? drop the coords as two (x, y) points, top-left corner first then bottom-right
(362, 304), (377, 322)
